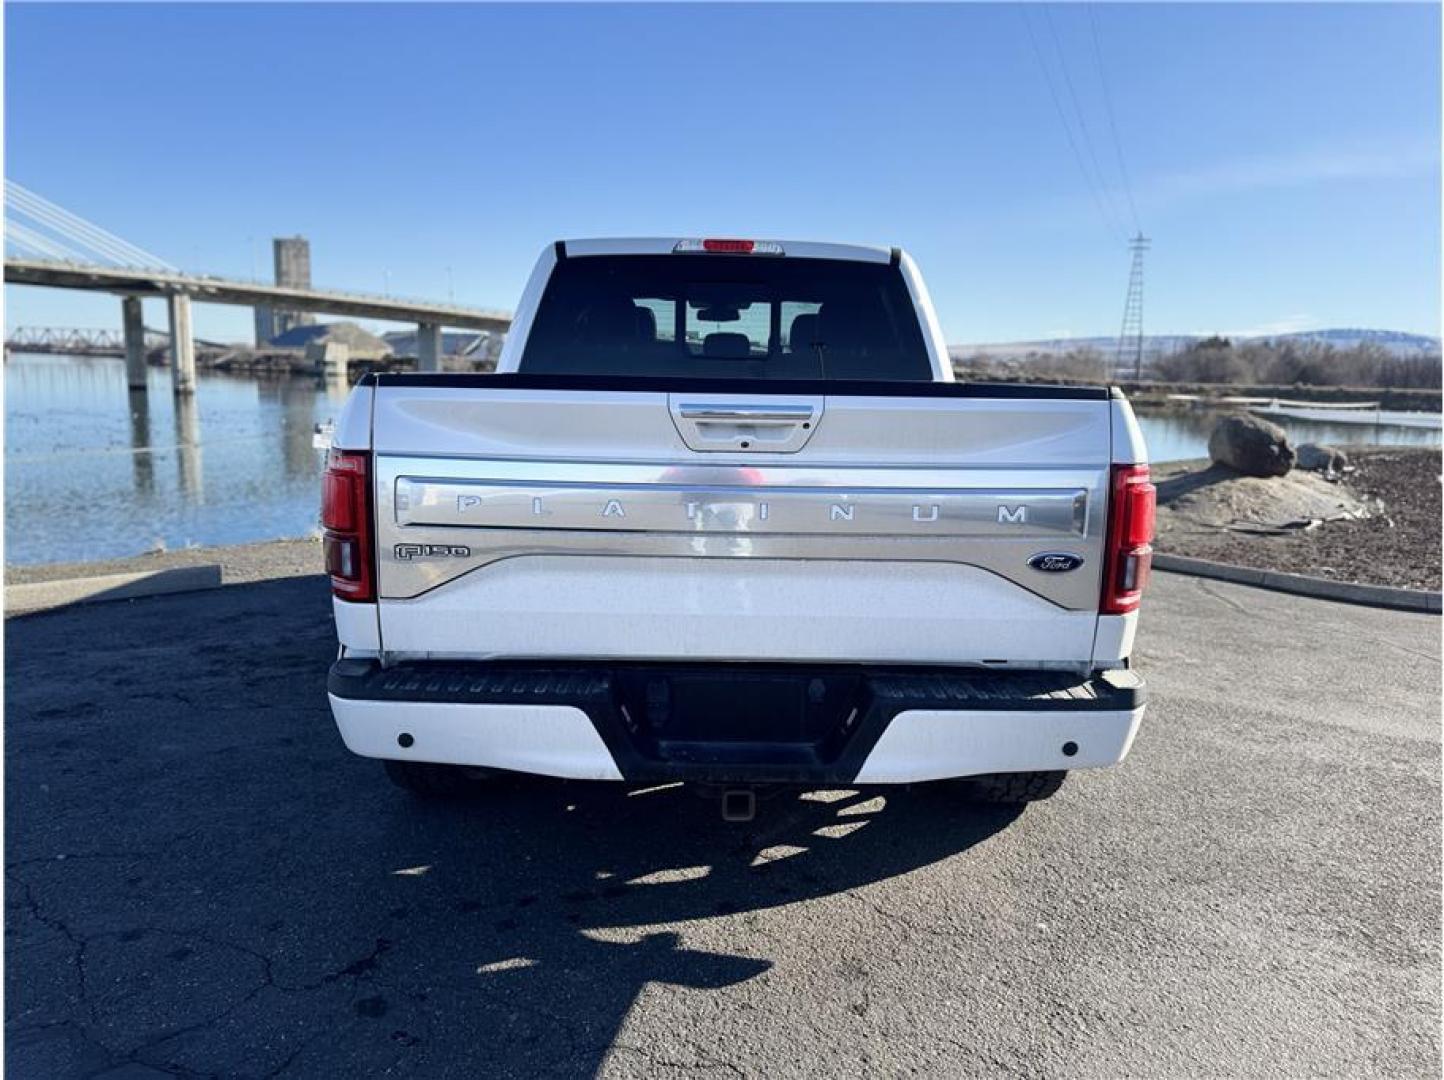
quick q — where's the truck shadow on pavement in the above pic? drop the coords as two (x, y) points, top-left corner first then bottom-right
(359, 777), (1022, 1077)
(5, 577), (1023, 1078)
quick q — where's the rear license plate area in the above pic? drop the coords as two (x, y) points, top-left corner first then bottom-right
(614, 668), (869, 763)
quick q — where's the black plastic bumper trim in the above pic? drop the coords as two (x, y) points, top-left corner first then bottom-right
(329, 659), (1144, 784)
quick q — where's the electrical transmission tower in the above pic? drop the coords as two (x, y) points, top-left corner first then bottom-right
(1115, 233), (1150, 381)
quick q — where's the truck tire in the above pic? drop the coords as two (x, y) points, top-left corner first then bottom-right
(383, 759), (475, 799)
(960, 770), (1067, 804)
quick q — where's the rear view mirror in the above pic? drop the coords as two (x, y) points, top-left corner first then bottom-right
(696, 305), (741, 323)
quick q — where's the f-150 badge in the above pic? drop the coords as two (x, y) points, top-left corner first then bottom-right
(1028, 552), (1084, 573)
(394, 543), (472, 561)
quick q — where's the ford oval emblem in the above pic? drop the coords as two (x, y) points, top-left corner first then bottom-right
(1028, 552), (1084, 573)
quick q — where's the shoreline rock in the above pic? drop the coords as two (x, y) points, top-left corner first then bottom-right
(1207, 413), (1297, 477)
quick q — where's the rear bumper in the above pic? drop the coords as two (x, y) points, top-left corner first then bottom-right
(327, 660), (1144, 785)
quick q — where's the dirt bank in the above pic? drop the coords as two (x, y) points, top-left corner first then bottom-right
(1154, 446), (1441, 591)
(5, 537), (322, 587)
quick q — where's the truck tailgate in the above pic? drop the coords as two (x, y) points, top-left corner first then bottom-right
(368, 375), (1115, 668)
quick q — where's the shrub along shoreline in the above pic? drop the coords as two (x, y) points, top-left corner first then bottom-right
(955, 335), (1442, 408)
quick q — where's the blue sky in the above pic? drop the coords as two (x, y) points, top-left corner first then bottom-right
(5, 2), (1440, 344)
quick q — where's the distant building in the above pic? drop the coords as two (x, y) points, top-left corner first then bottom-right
(254, 236), (317, 345)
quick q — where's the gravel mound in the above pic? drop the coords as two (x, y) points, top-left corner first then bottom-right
(270, 321), (392, 358)
(1156, 463), (1372, 538)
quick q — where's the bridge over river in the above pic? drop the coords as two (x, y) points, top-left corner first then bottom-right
(4, 182), (512, 395)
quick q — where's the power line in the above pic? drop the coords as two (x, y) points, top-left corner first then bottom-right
(1040, 6), (1130, 239)
(1087, 5), (1142, 234)
(1020, 7), (1126, 242)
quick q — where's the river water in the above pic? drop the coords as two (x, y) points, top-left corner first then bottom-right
(4, 353), (1440, 566)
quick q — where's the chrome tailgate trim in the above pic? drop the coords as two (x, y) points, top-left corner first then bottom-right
(394, 476), (1086, 538)
(375, 456), (1106, 608)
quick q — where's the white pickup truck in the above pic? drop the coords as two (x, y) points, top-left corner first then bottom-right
(323, 238), (1153, 811)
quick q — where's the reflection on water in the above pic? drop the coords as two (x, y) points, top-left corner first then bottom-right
(5, 353), (339, 565)
(174, 390), (204, 502)
(127, 387), (154, 495)
(3, 353), (1440, 565)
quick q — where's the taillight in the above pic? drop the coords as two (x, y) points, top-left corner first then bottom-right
(702, 238), (755, 254)
(1101, 463), (1156, 615)
(673, 238), (785, 255)
(322, 449), (373, 602)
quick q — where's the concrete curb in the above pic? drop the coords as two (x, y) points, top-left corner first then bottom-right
(6, 565), (224, 615)
(1153, 553), (1441, 614)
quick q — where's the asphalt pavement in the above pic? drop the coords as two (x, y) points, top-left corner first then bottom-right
(6, 570), (1440, 1078)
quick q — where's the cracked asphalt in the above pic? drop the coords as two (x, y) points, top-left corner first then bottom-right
(6, 569), (1440, 1078)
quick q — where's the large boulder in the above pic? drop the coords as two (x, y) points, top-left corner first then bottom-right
(1207, 413), (1296, 477)
(1297, 443), (1351, 475)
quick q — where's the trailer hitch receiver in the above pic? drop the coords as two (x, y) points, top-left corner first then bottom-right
(721, 788), (756, 823)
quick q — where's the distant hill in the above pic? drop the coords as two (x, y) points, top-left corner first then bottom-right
(953, 329), (1441, 360)
(1272, 328), (1441, 354)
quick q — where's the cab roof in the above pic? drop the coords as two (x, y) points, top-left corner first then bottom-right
(558, 238), (895, 264)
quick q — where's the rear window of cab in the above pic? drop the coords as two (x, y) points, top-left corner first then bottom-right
(519, 254), (933, 381)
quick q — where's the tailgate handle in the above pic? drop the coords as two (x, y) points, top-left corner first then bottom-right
(668, 396), (823, 453)
(677, 403), (815, 424)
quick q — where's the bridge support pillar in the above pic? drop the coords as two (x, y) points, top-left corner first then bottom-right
(122, 296), (148, 389)
(416, 321), (442, 373)
(168, 294), (196, 395)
